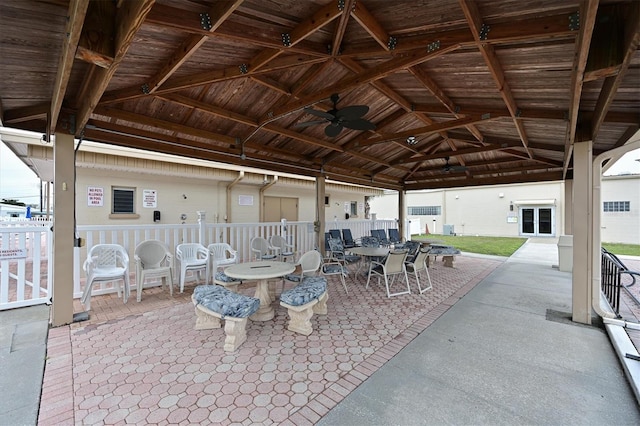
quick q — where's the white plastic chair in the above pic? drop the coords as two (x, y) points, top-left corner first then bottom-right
(82, 244), (130, 310)
(175, 243), (209, 293)
(134, 240), (173, 302)
(270, 234), (296, 262)
(405, 248), (432, 294)
(284, 250), (322, 283)
(366, 250), (411, 298)
(207, 243), (238, 276)
(250, 237), (277, 261)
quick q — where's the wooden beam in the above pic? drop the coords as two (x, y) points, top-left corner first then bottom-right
(144, 0), (243, 95)
(330, 0), (355, 56)
(50, 0), (90, 135)
(590, 2), (640, 140)
(75, 0), (115, 68)
(404, 171), (564, 191)
(74, 0), (155, 135)
(4, 103), (49, 124)
(158, 93), (257, 126)
(265, 43), (460, 123)
(351, 0), (391, 51)
(562, 0), (599, 176)
(357, 115), (498, 147)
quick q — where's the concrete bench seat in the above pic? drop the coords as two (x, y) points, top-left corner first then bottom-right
(428, 245), (462, 267)
(279, 276), (328, 336)
(191, 285), (260, 352)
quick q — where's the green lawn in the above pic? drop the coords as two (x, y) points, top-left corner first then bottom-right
(411, 234), (640, 257)
(412, 234), (527, 257)
(601, 243), (640, 257)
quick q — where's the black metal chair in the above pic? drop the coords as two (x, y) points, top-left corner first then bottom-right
(342, 229), (357, 248)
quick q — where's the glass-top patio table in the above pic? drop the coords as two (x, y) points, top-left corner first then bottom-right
(347, 246), (390, 276)
(224, 261), (295, 321)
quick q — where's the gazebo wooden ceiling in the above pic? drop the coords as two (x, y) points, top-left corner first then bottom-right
(1, 0), (639, 191)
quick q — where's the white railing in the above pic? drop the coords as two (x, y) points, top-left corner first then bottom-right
(1, 217), (406, 306)
(0, 225), (52, 310)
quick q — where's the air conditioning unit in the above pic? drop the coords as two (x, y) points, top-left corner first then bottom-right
(443, 224), (455, 236)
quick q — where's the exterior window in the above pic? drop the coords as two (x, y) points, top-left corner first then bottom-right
(325, 195), (330, 206)
(408, 206), (441, 215)
(112, 187), (135, 214)
(350, 201), (357, 216)
(603, 201), (630, 212)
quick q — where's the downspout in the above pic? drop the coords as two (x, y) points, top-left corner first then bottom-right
(226, 171), (244, 224)
(591, 139), (640, 322)
(259, 175), (278, 222)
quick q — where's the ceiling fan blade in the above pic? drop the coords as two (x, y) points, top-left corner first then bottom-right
(342, 118), (376, 131)
(304, 107), (334, 120)
(295, 120), (326, 128)
(335, 105), (368, 120)
(325, 123), (343, 137)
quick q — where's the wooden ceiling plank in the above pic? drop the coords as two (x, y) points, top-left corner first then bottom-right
(351, 0), (391, 51)
(266, 43), (460, 123)
(75, 0), (156, 135)
(159, 93), (257, 127)
(145, 0), (244, 94)
(5, 103), (50, 124)
(75, 0), (115, 68)
(562, 0), (600, 176)
(250, 76), (290, 95)
(458, 0), (533, 158)
(590, 2), (640, 139)
(288, 1), (342, 46)
(95, 106), (236, 145)
(263, 124), (344, 152)
(358, 115), (497, 147)
(50, 0), (90, 135)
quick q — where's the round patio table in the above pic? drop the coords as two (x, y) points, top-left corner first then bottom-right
(224, 261), (295, 321)
(346, 246), (389, 276)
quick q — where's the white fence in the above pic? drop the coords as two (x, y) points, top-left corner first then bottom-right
(0, 217), (401, 307)
(0, 223), (52, 310)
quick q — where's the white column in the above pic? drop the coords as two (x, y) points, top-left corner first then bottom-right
(315, 176), (325, 254)
(51, 133), (75, 326)
(572, 141), (593, 324)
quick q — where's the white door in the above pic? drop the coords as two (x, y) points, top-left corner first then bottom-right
(519, 206), (555, 236)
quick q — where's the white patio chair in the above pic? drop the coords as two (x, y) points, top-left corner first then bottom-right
(251, 237), (278, 261)
(134, 239), (173, 302)
(270, 234), (296, 262)
(207, 243), (238, 276)
(175, 243), (209, 293)
(321, 255), (350, 294)
(405, 248), (432, 294)
(284, 250), (322, 283)
(81, 243), (130, 310)
(366, 249), (411, 298)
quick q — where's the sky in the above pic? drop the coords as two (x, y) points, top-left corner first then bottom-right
(1, 138), (639, 206)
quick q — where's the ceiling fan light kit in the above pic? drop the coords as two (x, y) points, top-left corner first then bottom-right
(297, 93), (376, 137)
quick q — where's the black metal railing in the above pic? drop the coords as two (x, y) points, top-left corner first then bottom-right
(601, 247), (640, 318)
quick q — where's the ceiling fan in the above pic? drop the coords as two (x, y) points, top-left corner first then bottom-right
(442, 157), (468, 173)
(296, 93), (376, 137)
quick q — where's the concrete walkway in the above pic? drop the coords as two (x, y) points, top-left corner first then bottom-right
(0, 304), (49, 425)
(319, 239), (640, 425)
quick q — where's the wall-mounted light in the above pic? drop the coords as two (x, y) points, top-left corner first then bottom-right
(182, 194), (187, 199)
(499, 192), (504, 198)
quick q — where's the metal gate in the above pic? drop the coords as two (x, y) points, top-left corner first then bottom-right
(0, 223), (52, 310)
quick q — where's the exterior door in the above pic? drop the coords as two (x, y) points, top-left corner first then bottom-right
(264, 196), (298, 222)
(520, 207), (554, 236)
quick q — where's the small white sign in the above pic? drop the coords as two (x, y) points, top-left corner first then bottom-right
(0, 248), (27, 260)
(87, 186), (104, 207)
(238, 195), (254, 206)
(344, 202), (350, 213)
(143, 189), (157, 208)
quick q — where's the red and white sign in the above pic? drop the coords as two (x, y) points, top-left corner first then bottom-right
(87, 186), (104, 206)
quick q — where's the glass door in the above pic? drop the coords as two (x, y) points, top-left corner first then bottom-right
(520, 206), (555, 236)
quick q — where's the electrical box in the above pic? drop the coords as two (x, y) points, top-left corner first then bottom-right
(153, 210), (161, 222)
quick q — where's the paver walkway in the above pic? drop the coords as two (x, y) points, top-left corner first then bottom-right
(38, 256), (500, 425)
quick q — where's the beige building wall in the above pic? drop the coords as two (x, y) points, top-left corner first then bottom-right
(600, 175), (640, 243)
(73, 149), (380, 226)
(371, 181), (565, 238)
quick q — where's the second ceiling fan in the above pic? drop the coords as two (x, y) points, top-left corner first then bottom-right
(296, 94), (376, 137)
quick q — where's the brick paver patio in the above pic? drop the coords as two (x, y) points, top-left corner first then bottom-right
(38, 256), (502, 425)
